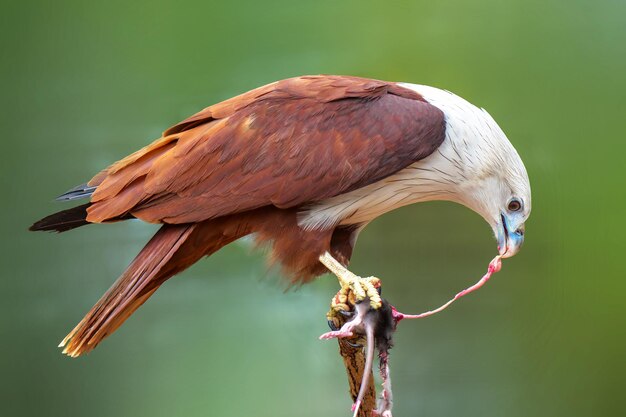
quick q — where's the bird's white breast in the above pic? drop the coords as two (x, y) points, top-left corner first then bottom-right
(297, 140), (460, 230)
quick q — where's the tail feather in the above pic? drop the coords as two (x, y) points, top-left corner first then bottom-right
(29, 203), (91, 232)
(55, 183), (97, 201)
(60, 217), (252, 357)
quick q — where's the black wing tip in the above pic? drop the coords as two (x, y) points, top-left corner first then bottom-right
(29, 203), (91, 233)
(28, 222), (48, 232)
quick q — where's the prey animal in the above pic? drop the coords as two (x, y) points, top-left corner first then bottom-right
(30, 75), (531, 357)
(319, 254), (504, 417)
(321, 296), (396, 417)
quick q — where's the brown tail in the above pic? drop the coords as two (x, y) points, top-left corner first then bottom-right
(60, 217), (252, 357)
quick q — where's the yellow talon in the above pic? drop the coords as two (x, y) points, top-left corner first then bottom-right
(363, 276), (382, 309)
(349, 278), (367, 301)
(342, 275), (382, 309)
(319, 252), (384, 313)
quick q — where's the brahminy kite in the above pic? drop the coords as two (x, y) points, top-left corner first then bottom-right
(30, 75), (531, 357)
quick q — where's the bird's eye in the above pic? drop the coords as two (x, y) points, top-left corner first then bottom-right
(507, 198), (522, 212)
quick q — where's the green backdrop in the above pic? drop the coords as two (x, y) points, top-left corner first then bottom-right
(1, 1), (624, 416)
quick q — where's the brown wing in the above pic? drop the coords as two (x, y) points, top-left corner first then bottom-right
(86, 75), (446, 224)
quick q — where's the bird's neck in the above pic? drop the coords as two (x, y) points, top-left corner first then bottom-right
(297, 141), (467, 230)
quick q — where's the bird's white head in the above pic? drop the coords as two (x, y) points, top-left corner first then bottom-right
(401, 83), (532, 258)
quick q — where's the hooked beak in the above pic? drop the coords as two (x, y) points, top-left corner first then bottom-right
(497, 214), (525, 258)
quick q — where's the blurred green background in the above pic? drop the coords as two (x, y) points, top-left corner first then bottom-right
(1, 0), (624, 416)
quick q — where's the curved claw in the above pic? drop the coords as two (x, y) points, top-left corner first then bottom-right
(345, 339), (363, 348)
(339, 309), (355, 318)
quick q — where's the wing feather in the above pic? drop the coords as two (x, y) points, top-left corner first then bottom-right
(86, 75), (446, 224)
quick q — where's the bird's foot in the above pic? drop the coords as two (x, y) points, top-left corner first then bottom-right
(318, 251), (383, 310)
(329, 276), (383, 314)
(349, 276), (382, 310)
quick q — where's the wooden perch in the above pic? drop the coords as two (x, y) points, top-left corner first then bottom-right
(329, 307), (377, 417)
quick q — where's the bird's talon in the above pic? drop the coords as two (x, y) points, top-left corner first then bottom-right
(346, 340), (363, 348)
(349, 279), (367, 301)
(338, 309), (355, 318)
(363, 277), (383, 309)
(341, 275), (384, 309)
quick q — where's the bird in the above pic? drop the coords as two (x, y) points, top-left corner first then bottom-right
(30, 75), (531, 357)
